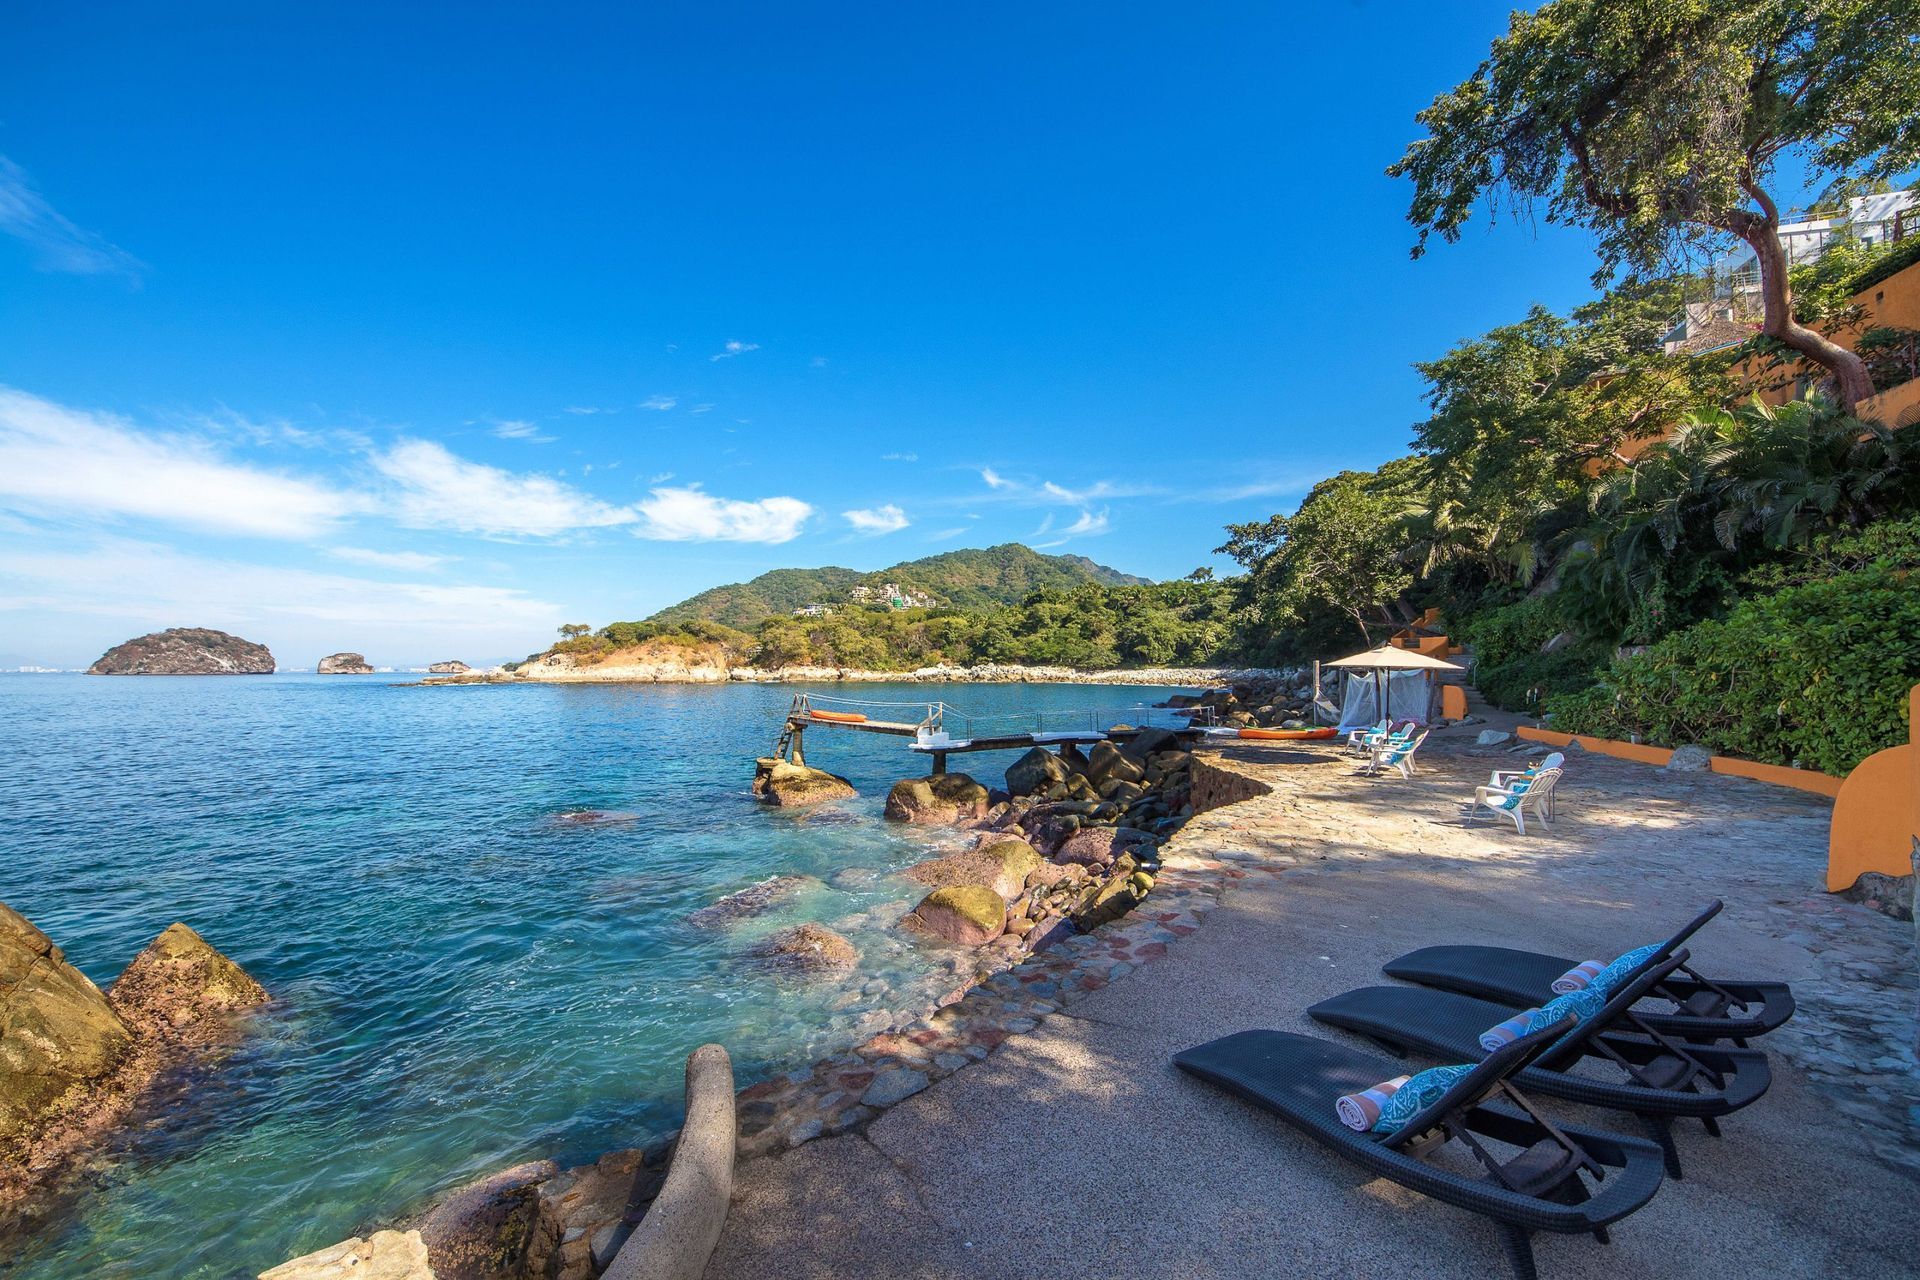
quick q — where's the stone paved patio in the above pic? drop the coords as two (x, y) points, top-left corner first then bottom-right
(704, 721), (1920, 1279)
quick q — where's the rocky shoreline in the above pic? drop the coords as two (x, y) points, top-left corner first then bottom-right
(418, 658), (1293, 688)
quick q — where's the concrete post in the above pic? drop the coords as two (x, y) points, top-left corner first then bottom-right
(1910, 685), (1919, 1063)
(603, 1044), (736, 1280)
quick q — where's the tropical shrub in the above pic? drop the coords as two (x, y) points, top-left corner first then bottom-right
(1547, 563), (1920, 776)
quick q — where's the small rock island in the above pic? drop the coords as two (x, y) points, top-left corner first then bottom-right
(316, 652), (376, 675)
(427, 660), (470, 674)
(87, 628), (275, 676)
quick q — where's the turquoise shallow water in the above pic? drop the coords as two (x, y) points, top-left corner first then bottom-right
(0, 674), (1188, 1279)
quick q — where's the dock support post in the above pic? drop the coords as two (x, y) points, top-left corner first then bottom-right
(790, 724), (806, 767)
(930, 750), (947, 777)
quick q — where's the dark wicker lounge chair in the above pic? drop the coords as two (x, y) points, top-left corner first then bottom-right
(1381, 900), (1794, 1044)
(1308, 948), (1770, 1177)
(1174, 1022), (1666, 1280)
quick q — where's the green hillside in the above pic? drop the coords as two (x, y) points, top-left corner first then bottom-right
(649, 543), (1151, 628)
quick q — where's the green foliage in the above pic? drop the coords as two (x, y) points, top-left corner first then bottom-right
(1451, 595), (1608, 712)
(1556, 395), (1915, 640)
(1547, 562), (1920, 775)
(1392, 0), (1920, 283)
(1844, 233), (1920, 295)
(1856, 327), (1920, 398)
(648, 544), (1150, 629)
(1221, 460), (1427, 657)
(1738, 513), (1920, 591)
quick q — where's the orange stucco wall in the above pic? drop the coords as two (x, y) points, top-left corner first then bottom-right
(1737, 257), (1920, 411)
(1516, 726), (1842, 795)
(1441, 685), (1468, 719)
(1823, 682), (1920, 892)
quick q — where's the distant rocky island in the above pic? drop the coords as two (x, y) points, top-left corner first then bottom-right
(316, 652), (375, 675)
(427, 660), (470, 674)
(86, 628), (275, 676)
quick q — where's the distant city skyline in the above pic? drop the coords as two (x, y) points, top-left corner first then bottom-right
(0, 4), (1737, 666)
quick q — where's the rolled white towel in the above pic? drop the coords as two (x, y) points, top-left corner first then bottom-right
(1551, 960), (1605, 995)
(1336, 1075), (1411, 1131)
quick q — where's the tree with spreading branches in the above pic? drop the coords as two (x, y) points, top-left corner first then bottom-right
(1391, 0), (1920, 408)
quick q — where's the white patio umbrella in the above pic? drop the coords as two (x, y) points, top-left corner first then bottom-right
(1325, 644), (1463, 726)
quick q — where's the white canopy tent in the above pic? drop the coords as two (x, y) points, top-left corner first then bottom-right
(1324, 644), (1464, 732)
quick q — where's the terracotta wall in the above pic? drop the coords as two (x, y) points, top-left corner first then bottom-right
(1825, 683), (1920, 892)
(1514, 726), (1843, 797)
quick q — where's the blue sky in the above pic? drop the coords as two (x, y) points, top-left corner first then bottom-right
(0, 2), (1618, 669)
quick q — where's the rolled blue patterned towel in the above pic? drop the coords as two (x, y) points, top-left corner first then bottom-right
(1590, 943), (1662, 998)
(1370, 1063), (1477, 1135)
(1551, 959), (1606, 994)
(1335, 1074), (1410, 1131)
(1477, 988), (1601, 1051)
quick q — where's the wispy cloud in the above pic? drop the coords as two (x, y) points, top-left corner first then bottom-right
(981, 467), (1010, 489)
(0, 386), (357, 537)
(843, 504), (909, 535)
(564, 406), (615, 416)
(710, 340), (760, 362)
(0, 538), (560, 636)
(689, 403), (714, 415)
(0, 155), (143, 278)
(639, 395), (678, 411)
(374, 440), (636, 537)
(1035, 507), (1111, 547)
(928, 526), (971, 542)
(882, 452), (918, 462)
(636, 485), (811, 543)
(809, 356), (829, 368)
(491, 419), (554, 443)
(327, 546), (449, 572)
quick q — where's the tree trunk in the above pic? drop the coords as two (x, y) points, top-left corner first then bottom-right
(1732, 198), (1876, 408)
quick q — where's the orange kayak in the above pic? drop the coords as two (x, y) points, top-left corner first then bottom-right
(808, 710), (868, 724)
(1238, 726), (1337, 741)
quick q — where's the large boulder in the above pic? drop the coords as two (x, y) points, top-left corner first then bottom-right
(1665, 744), (1713, 772)
(883, 774), (989, 825)
(1119, 726), (1184, 761)
(906, 885), (1007, 945)
(427, 660), (471, 675)
(87, 627), (275, 675)
(1053, 826), (1158, 869)
(0, 903), (132, 1149)
(750, 923), (859, 975)
(1083, 742), (1146, 789)
(413, 1159), (558, 1280)
(904, 837), (1042, 902)
(685, 875), (819, 928)
(1004, 747), (1071, 797)
(316, 652), (375, 675)
(260, 1230), (434, 1280)
(109, 923), (269, 1044)
(752, 759), (856, 808)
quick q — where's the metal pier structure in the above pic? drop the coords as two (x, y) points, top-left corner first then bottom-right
(771, 693), (1207, 776)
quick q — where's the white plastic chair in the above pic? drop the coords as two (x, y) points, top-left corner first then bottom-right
(1345, 718), (1390, 754)
(1365, 729), (1428, 778)
(1469, 767), (1563, 834)
(1486, 752), (1565, 820)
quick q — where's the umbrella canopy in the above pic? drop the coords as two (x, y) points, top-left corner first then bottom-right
(1325, 644), (1462, 672)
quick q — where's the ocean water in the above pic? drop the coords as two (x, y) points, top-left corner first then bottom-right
(0, 674), (1188, 1279)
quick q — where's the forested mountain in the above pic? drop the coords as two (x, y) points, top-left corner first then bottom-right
(648, 544), (1150, 628)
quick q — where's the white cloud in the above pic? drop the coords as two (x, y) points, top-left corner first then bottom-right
(810, 356), (829, 368)
(882, 452), (918, 462)
(1066, 508), (1111, 536)
(928, 526), (970, 542)
(981, 467), (1009, 489)
(635, 485), (811, 543)
(843, 504), (909, 535)
(0, 386), (358, 538)
(639, 395), (678, 411)
(373, 439), (637, 537)
(327, 546), (448, 572)
(564, 406), (614, 415)
(1033, 513), (1055, 537)
(491, 419), (554, 443)
(0, 155), (142, 278)
(710, 340), (760, 362)
(0, 538), (560, 649)
(689, 404), (714, 415)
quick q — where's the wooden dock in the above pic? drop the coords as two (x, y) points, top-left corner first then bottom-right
(770, 694), (1204, 775)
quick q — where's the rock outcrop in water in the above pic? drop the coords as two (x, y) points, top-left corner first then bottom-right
(0, 906), (267, 1218)
(87, 627), (275, 675)
(685, 875), (819, 928)
(750, 923), (859, 975)
(882, 773), (990, 825)
(428, 660), (471, 674)
(316, 651), (375, 675)
(751, 758), (855, 808)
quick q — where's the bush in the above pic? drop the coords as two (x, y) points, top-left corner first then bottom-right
(1474, 645), (1610, 714)
(1546, 563), (1920, 776)
(1453, 596), (1565, 672)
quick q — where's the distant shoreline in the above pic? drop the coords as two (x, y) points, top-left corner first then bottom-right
(409, 662), (1292, 688)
